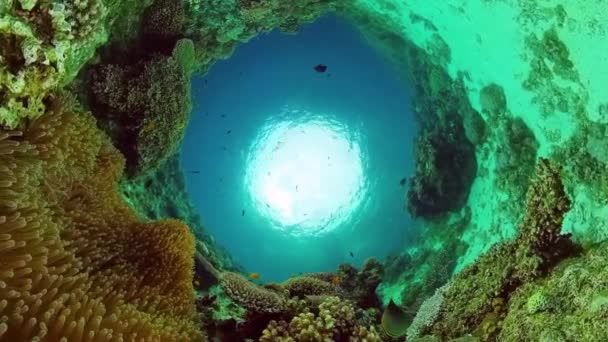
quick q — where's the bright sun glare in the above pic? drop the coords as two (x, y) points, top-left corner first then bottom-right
(245, 107), (368, 236)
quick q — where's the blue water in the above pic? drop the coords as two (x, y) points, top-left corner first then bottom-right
(181, 15), (418, 282)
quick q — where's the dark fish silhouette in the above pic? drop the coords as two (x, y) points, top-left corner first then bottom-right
(220, 114), (226, 118)
(191, 171), (200, 174)
(314, 64), (327, 73)
(350, 252), (354, 258)
(242, 210), (245, 216)
(227, 130), (232, 134)
(399, 178), (407, 187)
(296, 185), (299, 191)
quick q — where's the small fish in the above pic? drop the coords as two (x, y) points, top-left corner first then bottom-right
(190, 171), (200, 174)
(331, 276), (341, 285)
(399, 178), (407, 187)
(220, 114), (226, 118)
(266, 203), (270, 208)
(242, 209), (245, 216)
(350, 252), (354, 258)
(314, 64), (328, 73)
(267, 172), (271, 176)
(193, 279), (200, 286)
(226, 130), (232, 134)
(296, 185), (299, 191)
(249, 273), (261, 280)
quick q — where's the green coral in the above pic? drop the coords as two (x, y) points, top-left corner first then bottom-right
(428, 159), (579, 339)
(526, 291), (551, 314)
(0, 0), (110, 128)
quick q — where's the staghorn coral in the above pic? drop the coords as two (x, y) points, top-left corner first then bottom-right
(427, 158), (579, 339)
(0, 99), (203, 340)
(220, 271), (286, 314)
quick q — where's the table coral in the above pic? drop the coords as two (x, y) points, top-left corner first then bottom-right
(0, 98), (203, 341)
(220, 271), (286, 314)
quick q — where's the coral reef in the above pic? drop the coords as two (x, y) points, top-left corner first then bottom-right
(282, 275), (338, 298)
(259, 296), (381, 342)
(401, 53), (479, 219)
(0, 0), (147, 129)
(337, 258), (385, 309)
(498, 239), (608, 340)
(424, 158), (579, 339)
(185, 0), (338, 70)
(0, 98), (203, 340)
(119, 153), (241, 273)
(220, 271), (287, 314)
(90, 41), (193, 177)
(198, 262), (384, 340)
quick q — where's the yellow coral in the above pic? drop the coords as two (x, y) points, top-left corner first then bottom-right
(0, 101), (203, 341)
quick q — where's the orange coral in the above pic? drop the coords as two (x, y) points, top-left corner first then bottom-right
(0, 100), (203, 341)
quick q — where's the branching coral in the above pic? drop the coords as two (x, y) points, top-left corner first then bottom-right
(259, 296), (379, 342)
(0, 99), (203, 340)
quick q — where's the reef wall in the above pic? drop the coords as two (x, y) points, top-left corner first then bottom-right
(2, 0), (608, 340)
(343, 0), (608, 269)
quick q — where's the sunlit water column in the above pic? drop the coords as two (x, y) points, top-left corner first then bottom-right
(245, 107), (369, 236)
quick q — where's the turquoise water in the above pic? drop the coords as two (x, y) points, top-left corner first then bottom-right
(182, 15), (418, 282)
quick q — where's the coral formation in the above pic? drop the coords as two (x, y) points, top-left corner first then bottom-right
(220, 271), (287, 314)
(185, 0), (338, 69)
(259, 296), (380, 342)
(282, 275), (338, 298)
(91, 43), (193, 177)
(0, 98), (202, 340)
(119, 153), (240, 272)
(426, 158), (579, 339)
(402, 54), (479, 219)
(337, 258), (384, 309)
(0, 0), (132, 129)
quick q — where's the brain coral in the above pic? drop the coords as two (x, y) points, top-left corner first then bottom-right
(0, 98), (203, 341)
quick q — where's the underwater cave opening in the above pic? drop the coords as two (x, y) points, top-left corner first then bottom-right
(181, 14), (419, 282)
